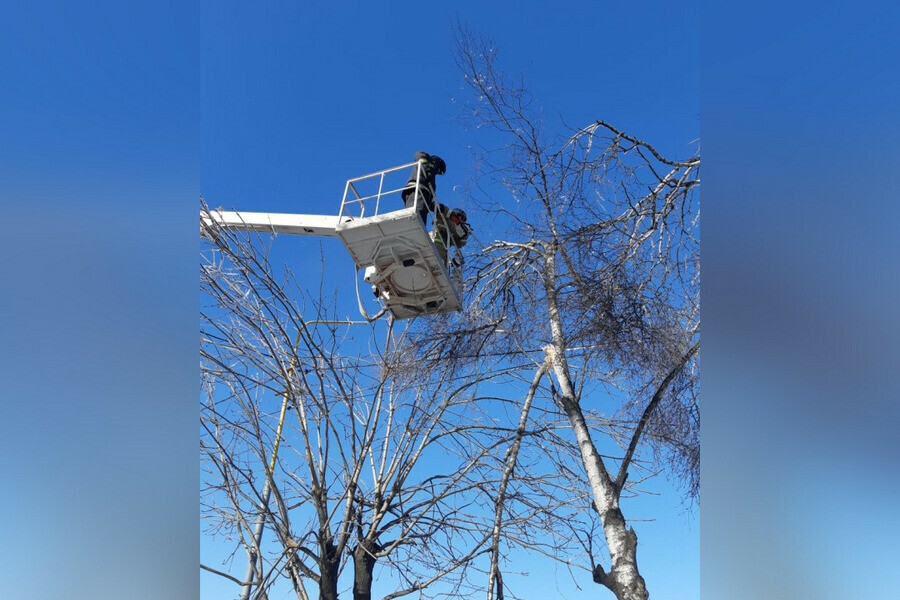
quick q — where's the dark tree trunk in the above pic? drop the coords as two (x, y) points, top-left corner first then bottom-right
(352, 540), (378, 600)
(319, 539), (340, 600)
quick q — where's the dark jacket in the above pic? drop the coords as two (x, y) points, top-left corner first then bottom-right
(402, 151), (444, 210)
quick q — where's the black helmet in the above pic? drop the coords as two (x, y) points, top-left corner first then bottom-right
(449, 208), (467, 222)
(431, 156), (446, 175)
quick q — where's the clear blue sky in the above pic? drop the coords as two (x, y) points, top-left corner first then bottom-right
(3, 2), (899, 600)
(200, 0), (699, 208)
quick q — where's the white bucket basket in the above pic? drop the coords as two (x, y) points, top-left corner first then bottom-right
(336, 161), (462, 319)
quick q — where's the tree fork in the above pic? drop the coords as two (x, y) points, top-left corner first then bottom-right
(545, 342), (649, 600)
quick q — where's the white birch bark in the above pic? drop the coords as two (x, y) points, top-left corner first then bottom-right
(543, 249), (649, 600)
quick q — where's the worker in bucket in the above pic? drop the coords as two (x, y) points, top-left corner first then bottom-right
(400, 150), (470, 266)
(432, 206), (471, 266)
(401, 151), (447, 226)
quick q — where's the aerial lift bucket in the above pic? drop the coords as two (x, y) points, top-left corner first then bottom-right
(335, 161), (462, 320)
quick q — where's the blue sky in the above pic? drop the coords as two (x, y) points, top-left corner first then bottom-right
(201, 1), (699, 213)
(2, 2), (899, 600)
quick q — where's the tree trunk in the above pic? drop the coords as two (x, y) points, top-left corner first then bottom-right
(319, 539), (340, 600)
(547, 347), (649, 600)
(542, 250), (649, 600)
(352, 540), (378, 600)
(590, 506), (648, 600)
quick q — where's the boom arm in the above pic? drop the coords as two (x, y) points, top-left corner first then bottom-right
(202, 210), (352, 237)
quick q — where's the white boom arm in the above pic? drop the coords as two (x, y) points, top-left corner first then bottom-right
(203, 210), (351, 237)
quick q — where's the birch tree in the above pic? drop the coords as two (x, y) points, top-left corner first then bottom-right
(414, 28), (701, 600)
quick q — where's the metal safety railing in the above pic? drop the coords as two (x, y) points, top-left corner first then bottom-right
(337, 159), (463, 292)
(338, 160), (438, 223)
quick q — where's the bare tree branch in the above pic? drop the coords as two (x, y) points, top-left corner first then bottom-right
(615, 341), (700, 491)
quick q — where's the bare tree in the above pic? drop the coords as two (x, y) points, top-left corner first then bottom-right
(407, 28), (701, 600)
(201, 208), (565, 600)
